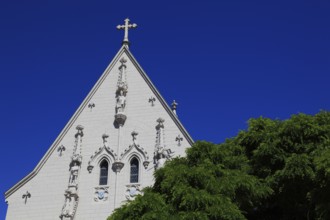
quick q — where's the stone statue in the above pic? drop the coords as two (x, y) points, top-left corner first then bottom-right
(156, 154), (166, 169)
(154, 147), (173, 169)
(69, 162), (79, 186)
(116, 90), (126, 113)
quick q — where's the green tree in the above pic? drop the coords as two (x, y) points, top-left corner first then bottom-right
(108, 111), (330, 220)
(108, 141), (271, 220)
(236, 111), (330, 219)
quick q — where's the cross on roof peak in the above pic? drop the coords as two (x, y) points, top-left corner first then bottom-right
(117, 18), (137, 46)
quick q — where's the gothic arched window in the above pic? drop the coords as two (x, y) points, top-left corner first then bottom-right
(99, 160), (109, 185)
(130, 157), (139, 183)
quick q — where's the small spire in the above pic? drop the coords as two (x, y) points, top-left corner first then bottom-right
(117, 18), (137, 46)
(171, 100), (178, 116)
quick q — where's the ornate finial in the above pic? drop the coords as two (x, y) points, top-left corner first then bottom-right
(117, 18), (137, 46)
(131, 131), (139, 146)
(119, 57), (127, 70)
(156, 118), (165, 128)
(102, 134), (109, 146)
(131, 130), (138, 137)
(75, 125), (84, 137)
(171, 100), (178, 115)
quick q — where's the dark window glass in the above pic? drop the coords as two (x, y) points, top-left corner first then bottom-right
(130, 158), (139, 183)
(99, 160), (108, 185)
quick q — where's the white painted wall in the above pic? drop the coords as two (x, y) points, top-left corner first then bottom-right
(5, 48), (192, 220)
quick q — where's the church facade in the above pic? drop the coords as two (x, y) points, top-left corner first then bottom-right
(5, 19), (193, 220)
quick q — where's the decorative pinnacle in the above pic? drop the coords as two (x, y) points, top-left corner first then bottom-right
(117, 18), (137, 46)
(75, 125), (84, 137)
(131, 131), (139, 146)
(131, 130), (139, 137)
(171, 100), (178, 116)
(171, 100), (178, 110)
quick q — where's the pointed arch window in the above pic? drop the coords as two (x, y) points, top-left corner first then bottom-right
(99, 160), (109, 185)
(130, 157), (139, 183)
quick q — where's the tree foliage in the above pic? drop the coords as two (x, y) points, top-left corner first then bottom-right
(236, 111), (330, 219)
(108, 111), (330, 220)
(108, 142), (271, 220)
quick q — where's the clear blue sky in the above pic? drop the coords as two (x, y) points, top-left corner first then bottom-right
(0, 0), (329, 218)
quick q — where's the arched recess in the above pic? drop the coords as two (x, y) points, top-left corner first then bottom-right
(88, 146), (117, 173)
(119, 143), (150, 169)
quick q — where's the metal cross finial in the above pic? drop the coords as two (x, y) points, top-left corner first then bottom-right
(117, 18), (137, 45)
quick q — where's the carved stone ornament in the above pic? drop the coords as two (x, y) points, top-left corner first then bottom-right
(112, 161), (125, 173)
(88, 102), (95, 111)
(94, 186), (109, 202)
(148, 97), (156, 106)
(119, 131), (150, 169)
(87, 134), (117, 173)
(114, 113), (127, 126)
(125, 184), (142, 201)
(60, 125), (84, 220)
(58, 145), (66, 156)
(22, 191), (31, 204)
(175, 135), (183, 146)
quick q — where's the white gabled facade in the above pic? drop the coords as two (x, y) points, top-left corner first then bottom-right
(5, 42), (193, 220)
